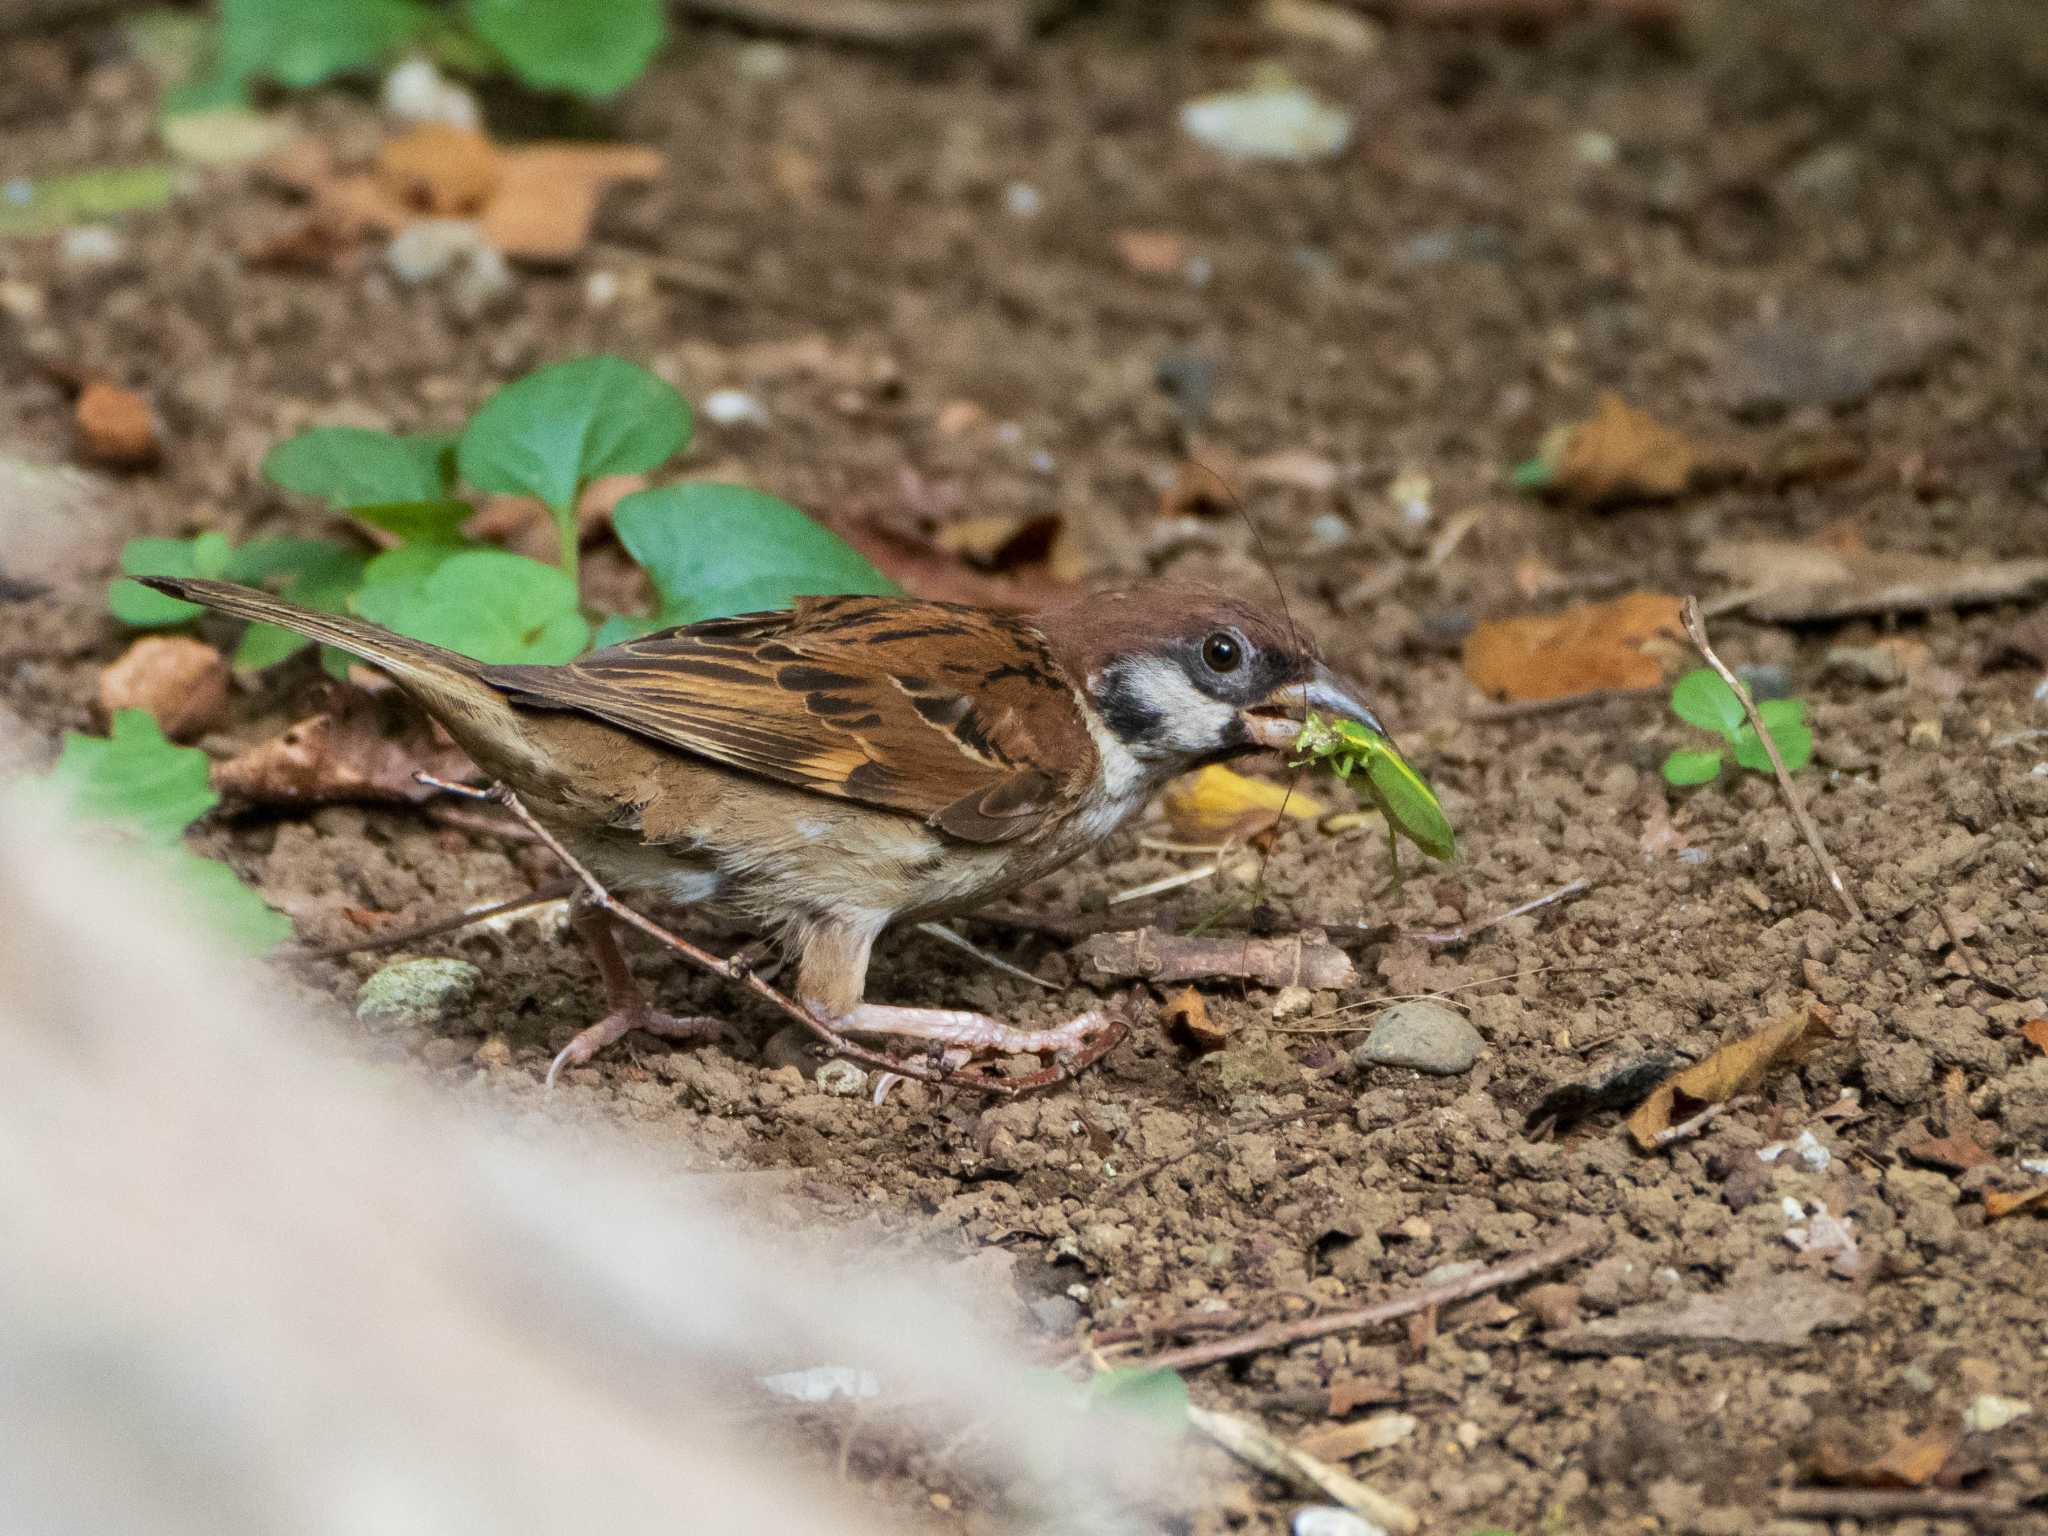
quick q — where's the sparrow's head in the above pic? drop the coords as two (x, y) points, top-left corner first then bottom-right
(1037, 584), (1389, 771)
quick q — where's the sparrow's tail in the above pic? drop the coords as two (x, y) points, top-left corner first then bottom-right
(136, 577), (541, 779)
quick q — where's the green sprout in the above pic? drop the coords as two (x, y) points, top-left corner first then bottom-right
(1292, 712), (1456, 885)
(1660, 667), (1814, 787)
(110, 354), (898, 670)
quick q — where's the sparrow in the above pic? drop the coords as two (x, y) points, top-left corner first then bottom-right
(142, 575), (1389, 1086)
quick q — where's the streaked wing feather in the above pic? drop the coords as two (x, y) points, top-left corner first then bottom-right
(481, 597), (1096, 843)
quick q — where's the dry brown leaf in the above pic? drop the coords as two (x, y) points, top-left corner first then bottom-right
(2022, 1019), (2048, 1056)
(1113, 228), (1186, 276)
(97, 635), (227, 741)
(768, 144), (824, 204)
(1537, 393), (1704, 508)
(1324, 1377), (1401, 1416)
(1698, 538), (2048, 624)
(1462, 590), (1685, 702)
(376, 123), (501, 215)
(75, 380), (159, 468)
(1242, 448), (1340, 495)
(212, 693), (477, 808)
(481, 143), (665, 263)
(1162, 987), (1228, 1054)
(1627, 1007), (1834, 1151)
(1903, 1069), (1996, 1172)
(1157, 454), (1245, 521)
(1983, 1186), (2048, 1220)
(1295, 1413), (1417, 1461)
(933, 513), (1085, 581)
(1811, 1422), (1963, 1489)
(1161, 764), (1326, 842)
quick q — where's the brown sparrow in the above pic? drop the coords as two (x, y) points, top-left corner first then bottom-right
(143, 576), (1388, 1084)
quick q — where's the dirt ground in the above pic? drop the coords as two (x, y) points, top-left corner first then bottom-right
(6, 1), (2048, 1531)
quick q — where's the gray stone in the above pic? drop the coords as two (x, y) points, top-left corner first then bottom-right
(814, 1059), (868, 1097)
(1028, 1294), (1082, 1334)
(355, 957), (482, 1029)
(1824, 643), (1905, 687)
(1353, 1001), (1482, 1076)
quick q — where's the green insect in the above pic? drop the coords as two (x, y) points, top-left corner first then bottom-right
(1292, 712), (1456, 885)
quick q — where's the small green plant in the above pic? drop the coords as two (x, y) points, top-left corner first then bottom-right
(1083, 1366), (1189, 1426)
(1660, 667), (1814, 787)
(110, 354), (898, 670)
(174, 0), (666, 111)
(1292, 712), (1456, 884)
(27, 710), (291, 952)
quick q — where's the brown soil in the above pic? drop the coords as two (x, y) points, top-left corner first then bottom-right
(6, 2), (2048, 1531)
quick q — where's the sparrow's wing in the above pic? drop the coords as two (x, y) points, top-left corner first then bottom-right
(481, 596), (1100, 843)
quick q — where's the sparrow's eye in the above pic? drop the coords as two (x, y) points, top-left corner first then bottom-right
(1201, 632), (1243, 674)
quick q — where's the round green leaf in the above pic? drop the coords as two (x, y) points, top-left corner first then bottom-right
(1085, 1367), (1189, 1427)
(1661, 748), (1724, 786)
(1732, 719), (1813, 775)
(147, 841), (294, 952)
(1669, 668), (1745, 738)
(353, 549), (589, 664)
(109, 532), (232, 626)
(457, 356), (690, 517)
(347, 500), (476, 543)
(613, 483), (898, 624)
(463, 0), (665, 98)
(43, 709), (218, 844)
(214, 0), (434, 90)
(263, 427), (457, 509)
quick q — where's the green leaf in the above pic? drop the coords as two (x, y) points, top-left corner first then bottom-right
(1733, 719), (1814, 775)
(0, 163), (182, 237)
(211, 0), (435, 92)
(1756, 696), (1806, 733)
(592, 612), (661, 649)
(353, 549), (588, 663)
(359, 540), (471, 591)
(347, 499), (476, 543)
(223, 535), (352, 584)
(263, 427), (457, 509)
(458, 355), (690, 519)
(1507, 455), (1553, 491)
(1085, 1367), (1189, 1427)
(1661, 748), (1724, 786)
(613, 483), (898, 624)
(463, 0), (666, 98)
(109, 532), (232, 625)
(1668, 668), (1745, 739)
(145, 840), (294, 952)
(43, 709), (218, 844)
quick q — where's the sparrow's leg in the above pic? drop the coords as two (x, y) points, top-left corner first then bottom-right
(547, 900), (720, 1088)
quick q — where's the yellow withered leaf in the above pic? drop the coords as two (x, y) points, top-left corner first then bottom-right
(1161, 764), (1325, 842)
(1628, 1007), (1835, 1151)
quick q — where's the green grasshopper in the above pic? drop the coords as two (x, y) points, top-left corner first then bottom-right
(1292, 712), (1455, 886)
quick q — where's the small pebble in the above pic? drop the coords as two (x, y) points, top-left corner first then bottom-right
(1003, 181), (1042, 219)
(1028, 1294), (1082, 1334)
(451, 244), (512, 314)
(1736, 663), (1793, 701)
(381, 56), (481, 130)
(1964, 1394), (2032, 1433)
(1292, 1508), (1389, 1536)
(1353, 1000), (1482, 1075)
(355, 957), (482, 1029)
(386, 218), (488, 284)
(815, 1058), (868, 1097)
(734, 41), (793, 81)
(1908, 718), (1944, 750)
(1270, 984), (1314, 1021)
(1180, 77), (1353, 163)
(59, 224), (127, 268)
(1824, 643), (1905, 687)
(702, 388), (767, 427)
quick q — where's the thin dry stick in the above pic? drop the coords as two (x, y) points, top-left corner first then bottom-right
(1406, 878), (1591, 946)
(422, 776), (1125, 1097)
(1135, 1229), (1607, 1373)
(1100, 1106), (1347, 1199)
(913, 920), (1057, 990)
(292, 879), (575, 960)
(1679, 597), (1863, 924)
(1773, 1488), (2026, 1523)
(1188, 1407), (1418, 1535)
(1463, 684), (1664, 723)
(1651, 1094), (1754, 1148)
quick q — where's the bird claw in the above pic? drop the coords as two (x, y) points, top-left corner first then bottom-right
(545, 1007), (720, 1089)
(847, 1004), (1129, 1101)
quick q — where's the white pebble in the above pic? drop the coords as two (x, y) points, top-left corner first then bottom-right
(386, 218), (487, 284)
(1964, 1394), (2032, 1433)
(702, 388), (767, 427)
(60, 224), (126, 267)
(759, 1366), (879, 1403)
(382, 56), (481, 129)
(1292, 1509), (1389, 1536)
(1003, 181), (1042, 219)
(815, 1058), (867, 1097)
(583, 269), (620, 309)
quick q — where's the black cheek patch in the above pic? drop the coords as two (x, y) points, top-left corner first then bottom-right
(1095, 666), (1164, 743)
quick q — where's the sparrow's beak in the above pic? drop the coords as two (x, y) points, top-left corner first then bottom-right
(1242, 664), (1391, 751)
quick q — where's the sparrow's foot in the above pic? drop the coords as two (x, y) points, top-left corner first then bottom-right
(546, 1008), (720, 1089)
(818, 1003), (1127, 1101)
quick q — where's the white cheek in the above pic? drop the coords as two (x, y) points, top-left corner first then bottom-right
(1109, 657), (1236, 759)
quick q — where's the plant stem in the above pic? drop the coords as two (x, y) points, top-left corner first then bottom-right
(556, 511), (580, 586)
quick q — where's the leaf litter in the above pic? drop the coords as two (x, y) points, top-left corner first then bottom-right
(1627, 1006), (1836, 1151)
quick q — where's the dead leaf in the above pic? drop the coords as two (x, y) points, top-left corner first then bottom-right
(74, 380), (159, 468)
(1531, 393), (1706, 508)
(1243, 448), (1340, 495)
(1811, 1422), (1964, 1489)
(1698, 538), (2048, 624)
(1162, 987), (1228, 1054)
(212, 692), (477, 808)
(1983, 1186), (2048, 1220)
(1903, 1069), (1995, 1172)
(1324, 1377), (1401, 1416)
(97, 635), (227, 741)
(1296, 1413), (1417, 1461)
(1462, 590), (1685, 701)
(1157, 454), (1245, 521)
(933, 513), (1086, 582)
(1547, 1273), (1861, 1356)
(376, 123), (500, 214)
(768, 143), (824, 204)
(1627, 1007), (1834, 1151)
(481, 143), (664, 264)
(1113, 228), (1186, 276)
(1161, 764), (1326, 842)
(2022, 1019), (2048, 1056)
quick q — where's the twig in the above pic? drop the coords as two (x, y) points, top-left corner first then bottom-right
(1773, 1488), (2028, 1523)
(1463, 685), (1663, 723)
(290, 879), (575, 960)
(1679, 597), (1863, 923)
(1100, 1106), (1347, 1200)
(1076, 929), (1354, 990)
(1651, 1093), (1754, 1148)
(1108, 863), (1218, 906)
(1134, 1229), (1607, 1373)
(677, 0), (1027, 50)
(914, 920), (1057, 990)
(1188, 1407), (1419, 1535)
(422, 776), (1122, 1097)
(1406, 879), (1590, 946)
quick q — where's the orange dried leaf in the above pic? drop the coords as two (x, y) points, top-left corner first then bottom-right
(1628, 1007), (1834, 1151)
(1162, 987), (1227, 1054)
(213, 695), (477, 808)
(376, 123), (501, 215)
(1462, 590), (1684, 702)
(1161, 764), (1326, 842)
(1542, 392), (1703, 507)
(2022, 1018), (2048, 1055)
(478, 143), (665, 263)
(75, 380), (159, 468)
(1812, 1422), (1962, 1489)
(1113, 228), (1186, 276)
(97, 635), (227, 741)
(1983, 1186), (2048, 1220)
